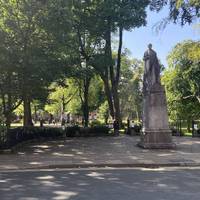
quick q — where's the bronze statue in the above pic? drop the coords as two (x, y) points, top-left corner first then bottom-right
(143, 44), (161, 94)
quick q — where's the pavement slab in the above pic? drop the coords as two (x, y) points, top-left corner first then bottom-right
(0, 136), (200, 170)
(1, 168), (200, 200)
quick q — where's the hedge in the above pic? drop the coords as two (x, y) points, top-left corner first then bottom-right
(0, 125), (112, 149)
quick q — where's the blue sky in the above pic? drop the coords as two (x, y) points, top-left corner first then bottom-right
(123, 7), (199, 66)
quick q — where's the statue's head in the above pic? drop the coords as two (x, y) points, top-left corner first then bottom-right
(148, 43), (152, 49)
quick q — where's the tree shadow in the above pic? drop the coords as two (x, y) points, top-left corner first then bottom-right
(1, 168), (200, 200)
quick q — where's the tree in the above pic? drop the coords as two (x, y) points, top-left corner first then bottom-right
(119, 58), (143, 121)
(162, 40), (200, 127)
(150, 0), (200, 28)
(74, 67), (93, 127)
(0, 50), (21, 127)
(100, 0), (149, 125)
(167, 40), (200, 103)
(72, 0), (149, 125)
(98, 101), (110, 124)
(0, 0), (72, 127)
(46, 75), (104, 126)
(45, 80), (79, 116)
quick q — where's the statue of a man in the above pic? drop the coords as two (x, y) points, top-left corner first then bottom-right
(143, 44), (161, 94)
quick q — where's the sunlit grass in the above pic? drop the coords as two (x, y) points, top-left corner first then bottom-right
(11, 123), (23, 128)
(184, 132), (192, 137)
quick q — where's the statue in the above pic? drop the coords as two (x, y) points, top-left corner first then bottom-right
(138, 44), (175, 149)
(143, 44), (160, 94)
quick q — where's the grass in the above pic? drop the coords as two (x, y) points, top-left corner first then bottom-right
(10, 123), (23, 128)
(183, 132), (192, 137)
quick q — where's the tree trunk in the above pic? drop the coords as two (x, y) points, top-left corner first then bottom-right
(187, 119), (191, 132)
(3, 74), (12, 128)
(114, 26), (123, 125)
(104, 19), (115, 120)
(4, 105), (12, 129)
(112, 85), (121, 124)
(5, 100), (12, 129)
(83, 77), (90, 127)
(116, 26), (123, 85)
(23, 94), (33, 127)
(109, 26), (123, 125)
(136, 110), (140, 122)
(102, 76), (114, 119)
(62, 94), (66, 112)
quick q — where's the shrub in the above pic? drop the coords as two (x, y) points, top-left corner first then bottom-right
(65, 126), (80, 137)
(0, 125), (113, 150)
(65, 125), (111, 137)
(171, 128), (184, 136)
(90, 120), (103, 127)
(133, 125), (141, 133)
(88, 126), (110, 136)
(6, 127), (64, 147)
(126, 124), (142, 135)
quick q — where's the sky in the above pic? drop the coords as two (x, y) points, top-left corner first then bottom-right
(123, 7), (200, 66)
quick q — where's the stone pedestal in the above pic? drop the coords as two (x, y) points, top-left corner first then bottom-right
(138, 83), (175, 149)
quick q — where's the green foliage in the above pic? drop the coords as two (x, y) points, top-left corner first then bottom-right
(0, 112), (6, 133)
(98, 101), (109, 124)
(167, 40), (200, 103)
(119, 58), (143, 120)
(162, 40), (200, 121)
(88, 76), (105, 111)
(45, 79), (79, 115)
(0, 0), (158, 127)
(5, 127), (64, 148)
(0, 0), (74, 126)
(150, 0), (200, 26)
(66, 126), (111, 137)
(71, 0), (149, 123)
(0, 124), (114, 149)
(46, 76), (104, 116)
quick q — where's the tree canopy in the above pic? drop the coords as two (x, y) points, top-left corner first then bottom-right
(162, 40), (200, 121)
(0, 0), (199, 129)
(150, 0), (200, 25)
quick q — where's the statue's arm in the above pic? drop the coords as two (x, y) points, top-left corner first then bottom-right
(143, 52), (149, 61)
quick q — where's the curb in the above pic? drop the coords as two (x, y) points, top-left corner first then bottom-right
(1, 162), (200, 171)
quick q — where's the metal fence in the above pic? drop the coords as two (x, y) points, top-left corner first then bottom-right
(191, 120), (200, 137)
(170, 120), (200, 137)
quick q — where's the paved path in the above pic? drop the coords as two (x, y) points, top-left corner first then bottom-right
(1, 168), (200, 200)
(0, 136), (200, 170)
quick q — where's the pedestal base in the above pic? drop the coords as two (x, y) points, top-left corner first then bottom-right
(138, 129), (176, 149)
(139, 83), (176, 149)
